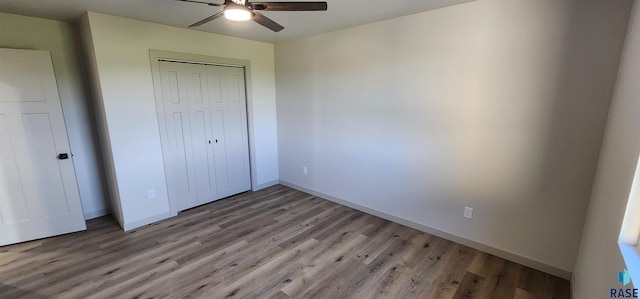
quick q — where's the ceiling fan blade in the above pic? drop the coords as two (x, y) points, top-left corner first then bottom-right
(252, 12), (285, 32)
(175, 0), (223, 6)
(249, 2), (327, 11)
(189, 11), (224, 27)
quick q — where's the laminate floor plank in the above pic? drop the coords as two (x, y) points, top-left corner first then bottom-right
(0, 185), (570, 298)
(299, 256), (370, 299)
(61, 242), (203, 298)
(342, 239), (414, 299)
(436, 244), (476, 287)
(357, 221), (408, 265)
(206, 239), (320, 298)
(121, 240), (250, 299)
(312, 211), (372, 241)
(277, 209), (352, 250)
(452, 271), (486, 299)
(283, 234), (370, 298)
(272, 197), (328, 223)
(145, 241), (266, 298)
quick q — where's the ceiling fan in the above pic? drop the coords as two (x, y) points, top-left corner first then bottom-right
(176, 0), (328, 32)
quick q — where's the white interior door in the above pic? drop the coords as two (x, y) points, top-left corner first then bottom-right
(207, 65), (251, 198)
(0, 48), (86, 246)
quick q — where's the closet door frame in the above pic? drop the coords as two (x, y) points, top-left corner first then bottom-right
(149, 50), (255, 216)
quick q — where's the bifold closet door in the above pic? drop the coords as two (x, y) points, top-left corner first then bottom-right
(158, 61), (217, 211)
(206, 65), (251, 198)
(158, 61), (251, 212)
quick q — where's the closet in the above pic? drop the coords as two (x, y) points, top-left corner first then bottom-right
(157, 60), (251, 212)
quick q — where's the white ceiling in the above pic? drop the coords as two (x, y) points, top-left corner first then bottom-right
(0, 0), (474, 43)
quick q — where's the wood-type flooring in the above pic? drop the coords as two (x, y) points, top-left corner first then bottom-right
(0, 185), (570, 298)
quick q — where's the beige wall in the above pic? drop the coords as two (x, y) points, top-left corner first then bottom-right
(573, 0), (640, 297)
(82, 12), (280, 230)
(275, 0), (631, 276)
(0, 12), (108, 219)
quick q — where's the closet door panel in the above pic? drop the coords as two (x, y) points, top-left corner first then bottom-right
(226, 70), (251, 193)
(168, 111), (194, 211)
(191, 110), (215, 204)
(208, 70), (232, 197)
(159, 62), (215, 211)
(160, 63), (196, 211)
(211, 109), (230, 187)
(186, 69), (217, 205)
(207, 65), (251, 198)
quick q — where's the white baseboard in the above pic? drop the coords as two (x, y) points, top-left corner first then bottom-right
(83, 208), (109, 220)
(253, 179), (280, 191)
(280, 180), (572, 280)
(122, 212), (172, 232)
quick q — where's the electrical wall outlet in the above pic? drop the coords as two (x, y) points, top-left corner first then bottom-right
(303, 166), (308, 175)
(464, 207), (473, 219)
(147, 189), (156, 199)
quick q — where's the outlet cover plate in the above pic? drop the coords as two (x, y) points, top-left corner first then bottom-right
(464, 207), (473, 219)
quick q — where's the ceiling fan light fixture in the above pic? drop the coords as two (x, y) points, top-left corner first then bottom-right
(224, 4), (252, 21)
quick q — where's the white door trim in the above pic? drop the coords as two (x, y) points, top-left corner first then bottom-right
(149, 50), (255, 216)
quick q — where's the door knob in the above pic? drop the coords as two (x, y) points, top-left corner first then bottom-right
(57, 153), (69, 160)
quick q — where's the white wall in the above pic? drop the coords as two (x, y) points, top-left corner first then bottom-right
(275, 0), (631, 276)
(78, 14), (124, 225)
(573, 0), (640, 297)
(0, 12), (108, 220)
(82, 12), (279, 230)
